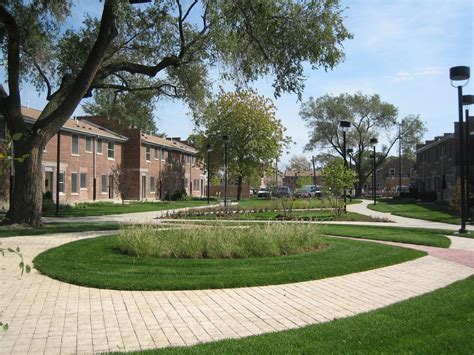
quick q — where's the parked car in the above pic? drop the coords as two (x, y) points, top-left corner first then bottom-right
(274, 186), (292, 197)
(294, 185), (322, 198)
(257, 188), (272, 198)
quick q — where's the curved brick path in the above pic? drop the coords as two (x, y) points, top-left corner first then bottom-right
(0, 230), (473, 354)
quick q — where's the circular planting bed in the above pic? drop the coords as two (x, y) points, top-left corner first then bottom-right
(33, 224), (425, 291)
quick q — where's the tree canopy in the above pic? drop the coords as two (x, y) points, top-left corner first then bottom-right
(301, 92), (426, 194)
(192, 90), (291, 200)
(0, 0), (352, 225)
(287, 154), (311, 172)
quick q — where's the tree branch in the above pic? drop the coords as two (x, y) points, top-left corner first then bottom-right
(0, 5), (27, 134)
(34, 0), (118, 137)
(93, 83), (180, 98)
(32, 59), (53, 100)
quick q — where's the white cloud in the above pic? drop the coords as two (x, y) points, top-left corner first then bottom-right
(386, 66), (442, 82)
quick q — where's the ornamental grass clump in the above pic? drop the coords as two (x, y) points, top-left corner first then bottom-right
(118, 224), (324, 259)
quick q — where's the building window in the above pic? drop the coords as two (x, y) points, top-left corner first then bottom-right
(85, 136), (92, 152)
(160, 149), (164, 161)
(108, 141), (115, 159)
(97, 138), (103, 154)
(146, 145), (151, 161)
(154, 147), (158, 160)
(150, 176), (155, 192)
(168, 151), (173, 163)
(58, 172), (65, 193)
(80, 173), (87, 189)
(71, 172), (78, 193)
(101, 175), (107, 193)
(71, 134), (79, 155)
(389, 168), (395, 177)
(193, 178), (200, 191)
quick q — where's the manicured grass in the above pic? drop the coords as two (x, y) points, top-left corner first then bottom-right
(33, 235), (424, 290)
(127, 276), (474, 354)
(42, 200), (210, 217)
(0, 222), (120, 238)
(368, 199), (461, 224)
(320, 224), (451, 248)
(182, 210), (382, 222)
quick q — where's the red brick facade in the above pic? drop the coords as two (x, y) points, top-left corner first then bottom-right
(0, 108), (207, 208)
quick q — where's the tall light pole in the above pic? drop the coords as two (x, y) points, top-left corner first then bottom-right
(398, 123), (402, 196)
(206, 143), (213, 204)
(312, 155), (317, 186)
(450, 66), (470, 233)
(222, 134), (230, 209)
(370, 138), (378, 205)
(340, 120), (351, 212)
(463, 94), (474, 220)
(347, 148), (354, 202)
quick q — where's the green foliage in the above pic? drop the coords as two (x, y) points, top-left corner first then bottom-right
(287, 155), (311, 172)
(33, 233), (422, 290)
(321, 159), (357, 215)
(0, 133), (29, 176)
(194, 90), (291, 199)
(161, 154), (187, 201)
(296, 175), (314, 188)
(118, 224), (324, 259)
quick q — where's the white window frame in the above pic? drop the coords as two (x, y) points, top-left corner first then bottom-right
(101, 175), (108, 194)
(58, 172), (65, 194)
(71, 134), (80, 156)
(154, 147), (158, 160)
(150, 176), (155, 193)
(146, 145), (151, 162)
(85, 136), (92, 153)
(389, 168), (396, 177)
(80, 172), (87, 189)
(71, 172), (78, 194)
(108, 141), (115, 160)
(97, 138), (103, 154)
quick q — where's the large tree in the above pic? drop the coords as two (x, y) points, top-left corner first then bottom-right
(0, 0), (351, 226)
(193, 90), (291, 200)
(287, 154), (311, 172)
(301, 92), (425, 195)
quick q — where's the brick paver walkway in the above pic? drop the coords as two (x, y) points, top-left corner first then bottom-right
(1, 231), (473, 354)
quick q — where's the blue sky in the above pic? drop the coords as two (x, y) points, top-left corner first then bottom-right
(8, 0), (474, 166)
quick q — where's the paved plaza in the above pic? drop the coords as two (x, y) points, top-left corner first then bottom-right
(1, 203), (473, 354)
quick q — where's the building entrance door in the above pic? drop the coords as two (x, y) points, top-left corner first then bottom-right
(45, 171), (53, 195)
(142, 175), (147, 200)
(108, 175), (114, 199)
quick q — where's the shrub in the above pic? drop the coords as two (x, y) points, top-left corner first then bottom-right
(118, 224), (324, 259)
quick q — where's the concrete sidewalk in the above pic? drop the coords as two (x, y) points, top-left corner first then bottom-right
(0, 232), (472, 354)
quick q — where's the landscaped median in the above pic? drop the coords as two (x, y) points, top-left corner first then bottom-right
(33, 224), (425, 291)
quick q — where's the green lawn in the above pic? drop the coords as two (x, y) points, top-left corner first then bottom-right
(0, 222), (120, 238)
(320, 224), (451, 248)
(368, 199), (461, 224)
(182, 210), (383, 222)
(42, 200), (211, 217)
(126, 276), (474, 354)
(33, 235), (423, 291)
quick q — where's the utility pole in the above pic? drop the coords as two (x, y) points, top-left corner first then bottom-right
(399, 124), (402, 196)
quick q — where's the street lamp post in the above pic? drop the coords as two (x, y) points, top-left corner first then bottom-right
(463, 94), (474, 220)
(340, 120), (351, 212)
(222, 134), (230, 210)
(450, 66), (470, 233)
(206, 143), (213, 204)
(370, 138), (378, 205)
(347, 148), (354, 202)
(312, 156), (317, 186)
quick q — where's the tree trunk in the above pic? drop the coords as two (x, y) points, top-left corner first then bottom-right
(4, 139), (44, 226)
(236, 175), (243, 201)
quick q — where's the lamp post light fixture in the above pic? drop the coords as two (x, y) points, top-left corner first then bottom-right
(370, 138), (378, 205)
(463, 94), (474, 220)
(222, 134), (230, 210)
(450, 65), (470, 233)
(339, 120), (351, 212)
(206, 143), (213, 204)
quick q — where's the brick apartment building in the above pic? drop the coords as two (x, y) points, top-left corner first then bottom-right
(375, 156), (416, 191)
(0, 107), (206, 209)
(283, 170), (321, 190)
(414, 121), (474, 202)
